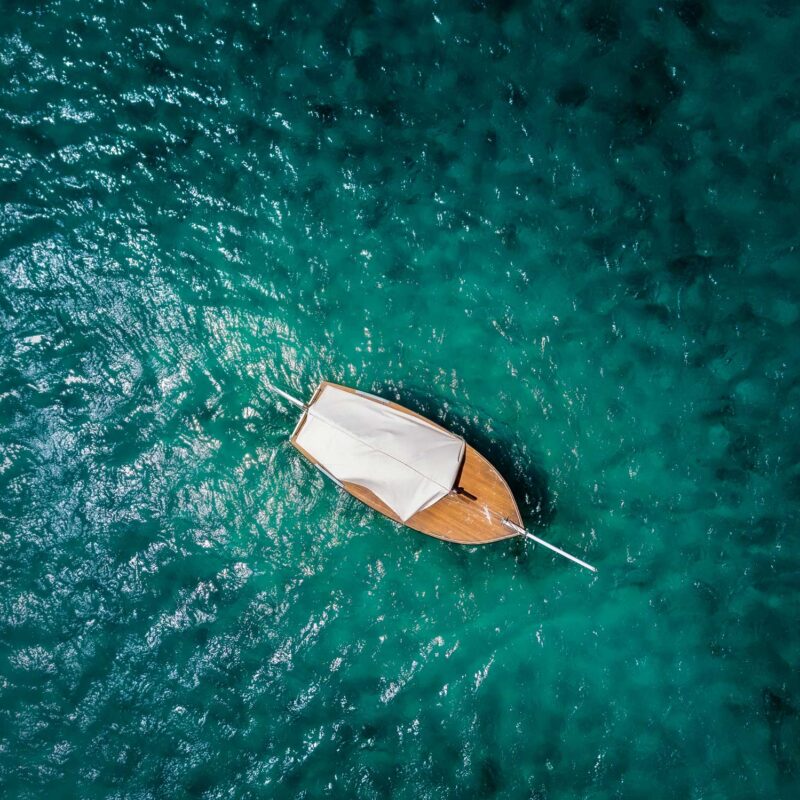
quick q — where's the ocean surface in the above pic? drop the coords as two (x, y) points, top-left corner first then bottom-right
(1, 1), (799, 797)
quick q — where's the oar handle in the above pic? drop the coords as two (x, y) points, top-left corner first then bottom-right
(502, 519), (597, 573)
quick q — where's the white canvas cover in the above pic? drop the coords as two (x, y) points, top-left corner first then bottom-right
(295, 385), (465, 521)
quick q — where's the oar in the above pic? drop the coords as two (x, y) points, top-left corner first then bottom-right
(502, 519), (597, 573)
(265, 382), (307, 410)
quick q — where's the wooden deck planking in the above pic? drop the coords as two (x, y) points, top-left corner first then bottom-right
(290, 382), (522, 545)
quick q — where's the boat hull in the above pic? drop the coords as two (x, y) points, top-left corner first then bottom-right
(290, 382), (522, 545)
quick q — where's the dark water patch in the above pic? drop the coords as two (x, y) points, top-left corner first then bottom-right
(307, 101), (339, 126)
(502, 80), (528, 109)
(470, 0), (523, 21)
(623, 45), (682, 137)
(672, 0), (743, 55)
(496, 221), (519, 250)
(556, 81), (590, 108)
(667, 253), (716, 283)
(673, 0), (708, 30)
(581, 0), (622, 46)
(763, 688), (799, 776)
(764, 688), (796, 724)
(478, 755), (504, 795)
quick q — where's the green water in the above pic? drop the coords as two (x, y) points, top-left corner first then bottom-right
(2, 1), (799, 797)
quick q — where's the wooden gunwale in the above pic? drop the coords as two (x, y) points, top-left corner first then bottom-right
(290, 381), (522, 545)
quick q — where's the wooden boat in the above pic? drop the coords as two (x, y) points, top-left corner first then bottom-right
(269, 381), (595, 572)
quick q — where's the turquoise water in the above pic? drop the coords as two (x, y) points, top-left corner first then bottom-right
(1, 0), (799, 796)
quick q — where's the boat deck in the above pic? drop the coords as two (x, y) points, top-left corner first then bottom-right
(290, 382), (522, 545)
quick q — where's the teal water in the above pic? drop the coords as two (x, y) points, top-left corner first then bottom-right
(1, 1), (799, 797)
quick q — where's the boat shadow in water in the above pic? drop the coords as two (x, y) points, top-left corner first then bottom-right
(378, 385), (555, 533)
